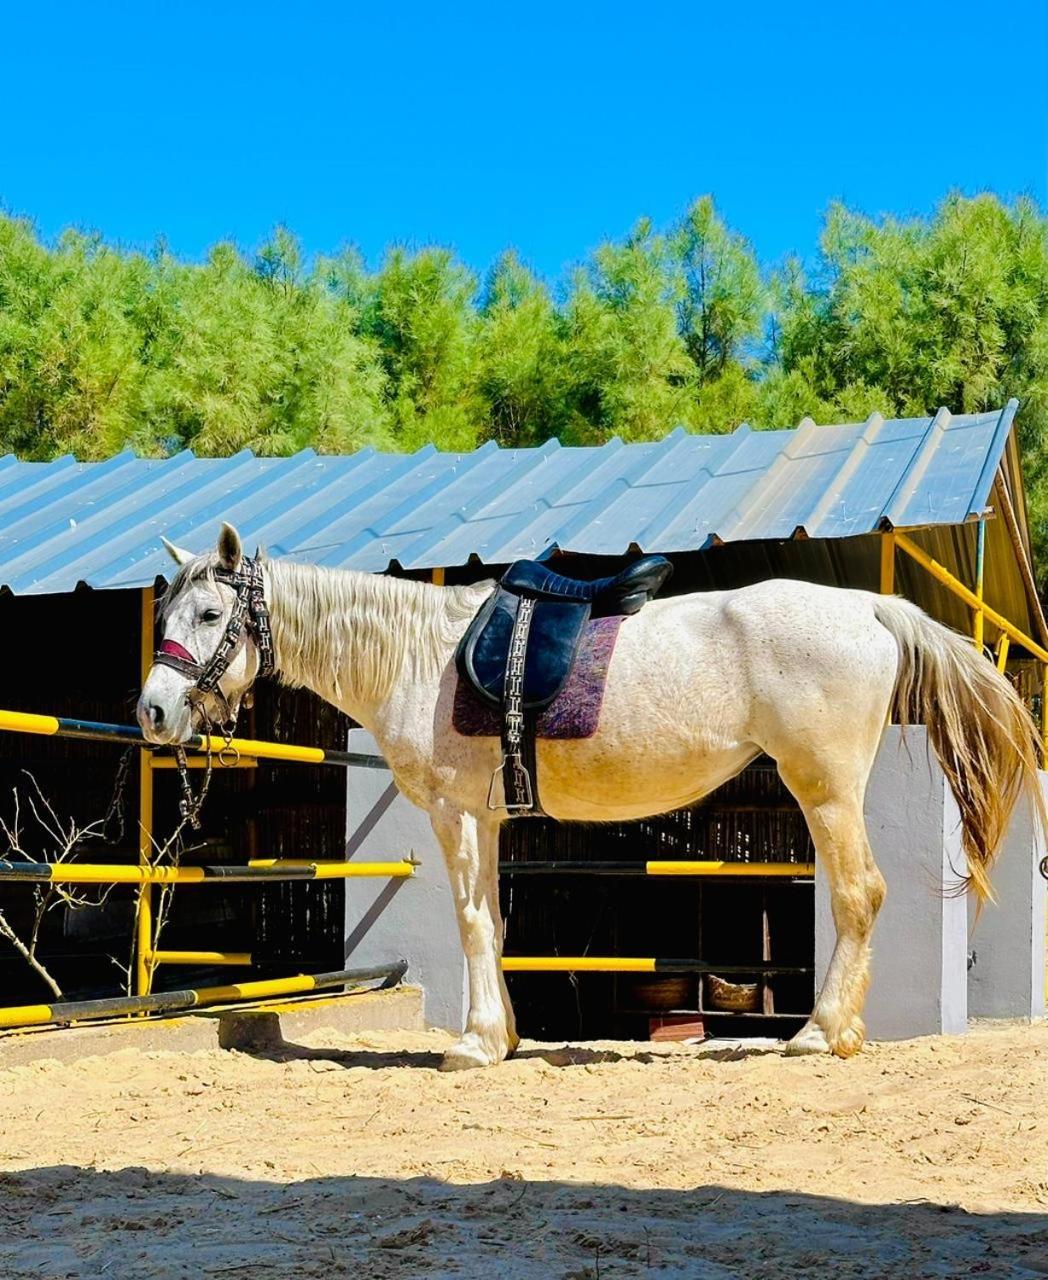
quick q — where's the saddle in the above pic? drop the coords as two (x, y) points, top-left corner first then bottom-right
(456, 555), (673, 814)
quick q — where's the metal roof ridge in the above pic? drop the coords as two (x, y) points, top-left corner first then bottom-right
(0, 450), (255, 584)
(716, 418), (824, 540)
(286, 444), (504, 564)
(967, 398), (1019, 518)
(537, 434), (697, 555)
(798, 411), (887, 536)
(879, 407), (953, 528)
(396, 437), (564, 566)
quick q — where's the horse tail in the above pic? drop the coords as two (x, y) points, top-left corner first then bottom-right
(872, 595), (1046, 904)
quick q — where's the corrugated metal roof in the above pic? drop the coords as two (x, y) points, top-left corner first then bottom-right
(0, 401), (1021, 596)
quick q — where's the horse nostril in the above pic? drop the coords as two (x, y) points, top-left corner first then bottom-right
(150, 704), (165, 728)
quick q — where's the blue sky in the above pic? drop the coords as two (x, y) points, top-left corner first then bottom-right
(2, 1), (1046, 281)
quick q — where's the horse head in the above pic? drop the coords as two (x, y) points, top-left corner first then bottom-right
(137, 522), (269, 744)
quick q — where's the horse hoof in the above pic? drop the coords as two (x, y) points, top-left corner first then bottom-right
(439, 1032), (506, 1071)
(829, 1022), (865, 1059)
(784, 1022), (831, 1056)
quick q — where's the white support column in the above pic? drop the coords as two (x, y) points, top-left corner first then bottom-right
(968, 775), (1048, 1021)
(815, 726), (969, 1041)
(344, 729), (467, 1033)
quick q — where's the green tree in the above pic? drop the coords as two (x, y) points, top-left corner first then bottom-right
(361, 246), (481, 451)
(563, 219), (693, 443)
(665, 197), (767, 431)
(770, 195), (1048, 556)
(4, 196), (1048, 569)
(669, 197), (764, 380)
(474, 252), (567, 446)
(163, 232), (391, 456)
(0, 219), (160, 458)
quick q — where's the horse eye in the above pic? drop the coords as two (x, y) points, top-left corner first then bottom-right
(201, 608), (222, 624)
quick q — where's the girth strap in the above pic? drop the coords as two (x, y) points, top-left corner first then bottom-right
(487, 596), (545, 814)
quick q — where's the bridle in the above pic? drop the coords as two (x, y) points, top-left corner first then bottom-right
(151, 554), (275, 829)
(153, 554), (275, 730)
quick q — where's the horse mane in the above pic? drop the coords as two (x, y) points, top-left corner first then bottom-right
(161, 549), (489, 707)
(265, 558), (487, 704)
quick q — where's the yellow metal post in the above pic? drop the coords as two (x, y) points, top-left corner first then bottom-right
(135, 587), (155, 997)
(879, 531), (895, 594)
(432, 568), (445, 586)
(995, 634), (1011, 673)
(973, 519), (986, 652)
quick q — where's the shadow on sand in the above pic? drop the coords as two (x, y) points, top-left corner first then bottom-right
(242, 1033), (780, 1072)
(2, 1165), (1045, 1279)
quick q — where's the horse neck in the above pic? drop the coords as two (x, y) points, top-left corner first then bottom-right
(262, 559), (475, 723)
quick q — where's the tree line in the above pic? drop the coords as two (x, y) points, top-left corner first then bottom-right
(2, 193), (1047, 557)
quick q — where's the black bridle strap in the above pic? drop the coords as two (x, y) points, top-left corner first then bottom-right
(153, 555), (275, 694)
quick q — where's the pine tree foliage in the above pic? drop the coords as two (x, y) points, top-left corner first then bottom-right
(3, 194), (1048, 563)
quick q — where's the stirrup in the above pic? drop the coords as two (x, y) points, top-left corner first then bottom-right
(487, 756), (534, 812)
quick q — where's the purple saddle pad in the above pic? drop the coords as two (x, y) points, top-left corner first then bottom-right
(453, 614), (624, 741)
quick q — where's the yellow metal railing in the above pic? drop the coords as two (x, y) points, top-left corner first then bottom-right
(893, 530), (1048, 665)
(892, 524), (1048, 769)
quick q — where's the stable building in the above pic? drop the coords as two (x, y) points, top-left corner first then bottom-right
(0, 399), (1043, 1040)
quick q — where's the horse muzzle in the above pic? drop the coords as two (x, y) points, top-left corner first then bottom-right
(136, 669), (197, 745)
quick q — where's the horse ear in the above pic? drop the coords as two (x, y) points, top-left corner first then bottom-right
(161, 536), (194, 566)
(217, 522), (243, 571)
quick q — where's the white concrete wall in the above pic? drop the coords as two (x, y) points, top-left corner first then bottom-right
(967, 776), (1048, 1021)
(343, 729), (467, 1033)
(815, 727), (969, 1040)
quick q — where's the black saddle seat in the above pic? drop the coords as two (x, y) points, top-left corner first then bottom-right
(456, 553), (673, 813)
(500, 554), (673, 617)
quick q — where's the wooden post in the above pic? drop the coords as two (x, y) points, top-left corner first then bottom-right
(879, 532), (895, 595)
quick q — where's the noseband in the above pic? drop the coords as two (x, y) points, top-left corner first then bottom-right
(154, 556), (275, 711)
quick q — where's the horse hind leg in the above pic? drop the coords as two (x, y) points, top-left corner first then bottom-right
(777, 760), (886, 1059)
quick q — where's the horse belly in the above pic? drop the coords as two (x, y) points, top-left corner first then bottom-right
(534, 603), (756, 821)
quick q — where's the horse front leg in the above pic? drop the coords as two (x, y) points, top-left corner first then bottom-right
(429, 801), (518, 1070)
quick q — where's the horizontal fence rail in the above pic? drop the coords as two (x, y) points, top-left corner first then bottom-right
(148, 950), (253, 966)
(0, 709), (389, 770)
(0, 859), (415, 885)
(498, 860), (815, 877)
(0, 962), (408, 1030)
(500, 957), (813, 974)
(0, 858), (805, 886)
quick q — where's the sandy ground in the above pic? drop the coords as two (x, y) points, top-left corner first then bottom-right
(1, 1022), (1047, 1279)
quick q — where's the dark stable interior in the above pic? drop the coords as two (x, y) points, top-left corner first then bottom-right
(0, 555), (817, 1038)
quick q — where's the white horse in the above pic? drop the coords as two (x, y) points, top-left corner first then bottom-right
(138, 523), (1044, 1068)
